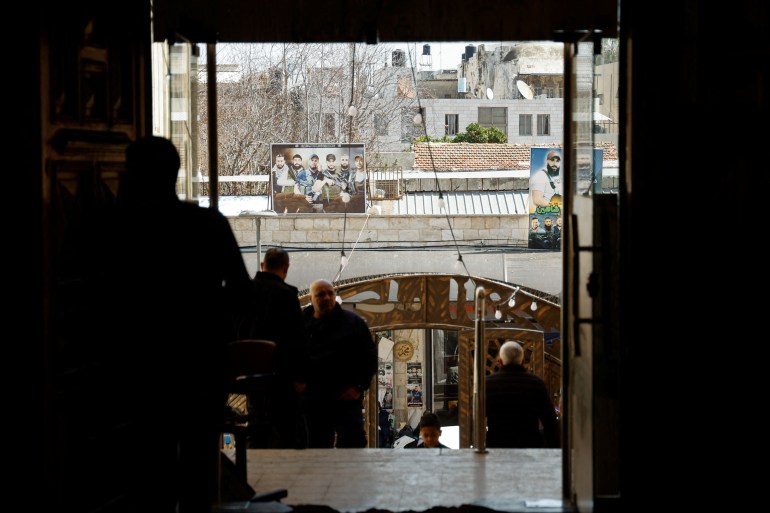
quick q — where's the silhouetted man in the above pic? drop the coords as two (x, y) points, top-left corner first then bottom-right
(105, 136), (251, 512)
(237, 247), (309, 448)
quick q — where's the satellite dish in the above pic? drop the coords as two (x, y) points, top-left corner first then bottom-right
(516, 80), (534, 100)
(486, 87), (494, 100)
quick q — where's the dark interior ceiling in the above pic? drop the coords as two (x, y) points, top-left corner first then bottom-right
(153, 0), (618, 44)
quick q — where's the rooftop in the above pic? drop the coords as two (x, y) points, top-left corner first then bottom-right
(413, 142), (618, 171)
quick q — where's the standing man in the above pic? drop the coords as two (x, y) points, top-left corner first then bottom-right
(290, 153), (306, 178)
(338, 154), (353, 193)
(273, 153), (295, 193)
(321, 153), (344, 201)
(237, 247), (309, 448)
(485, 341), (560, 448)
(530, 150), (562, 211)
(352, 154), (366, 194)
(377, 401), (392, 448)
(279, 153), (305, 194)
(302, 279), (377, 448)
(106, 136), (252, 512)
(297, 153), (324, 202)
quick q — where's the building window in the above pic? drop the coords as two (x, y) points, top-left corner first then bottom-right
(478, 107), (507, 135)
(519, 114), (533, 136)
(537, 114), (550, 136)
(445, 114), (459, 136)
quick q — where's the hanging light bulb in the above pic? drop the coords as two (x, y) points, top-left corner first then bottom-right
(508, 287), (519, 308)
(438, 193), (446, 210)
(340, 253), (348, 267)
(494, 309), (502, 320)
(341, 192), (351, 203)
(530, 300), (538, 311)
(413, 112), (423, 125)
(347, 105), (358, 117)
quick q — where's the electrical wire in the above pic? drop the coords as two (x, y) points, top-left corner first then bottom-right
(334, 43), (356, 286)
(407, 47), (471, 277)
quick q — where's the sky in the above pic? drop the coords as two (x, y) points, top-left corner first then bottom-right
(209, 41), (511, 72)
(390, 42), (503, 71)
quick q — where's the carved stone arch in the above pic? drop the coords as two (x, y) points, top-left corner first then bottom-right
(298, 273), (561, 448)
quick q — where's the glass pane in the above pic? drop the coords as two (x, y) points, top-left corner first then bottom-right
(150, 42), (200, 201)
(431, 329), (459, 445)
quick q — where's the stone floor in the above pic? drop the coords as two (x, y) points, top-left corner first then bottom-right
(223, 448), (565, 513)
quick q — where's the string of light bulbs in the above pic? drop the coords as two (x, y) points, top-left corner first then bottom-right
(406, 47), (471, 277)
(332, 43), (357, 290)
(333, 43), (476, 290)
(264, 43), (556, 316)
(333, 212), (372, 284)
(491, 285), (556, 322)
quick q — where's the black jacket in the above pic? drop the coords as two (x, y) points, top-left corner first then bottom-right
(302, 303), (377, 401)
(238, 271), (309, 384)
(485, 363), (560, 448)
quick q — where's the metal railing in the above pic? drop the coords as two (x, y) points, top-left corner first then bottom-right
(368, 165), (404, 200)
(473, 285), (489, 454)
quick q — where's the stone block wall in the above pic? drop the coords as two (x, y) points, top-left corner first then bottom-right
(229, 213), (531, 250)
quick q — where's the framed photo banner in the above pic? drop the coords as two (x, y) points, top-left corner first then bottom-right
(270, 143), (367, 214)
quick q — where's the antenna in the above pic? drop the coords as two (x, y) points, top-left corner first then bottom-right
(516, 80), (534, 100)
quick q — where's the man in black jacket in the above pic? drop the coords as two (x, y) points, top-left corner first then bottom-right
(302, 279), (378, 448)
(238, 247), (309, 448)
(485, 341), (560, 448)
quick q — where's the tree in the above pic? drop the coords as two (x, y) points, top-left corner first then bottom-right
(452, 122), (508, 143)
(196, 43), (426, 197)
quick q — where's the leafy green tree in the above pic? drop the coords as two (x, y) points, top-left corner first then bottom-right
(413, 135), (453, 143)
(452, 122), (507, 143)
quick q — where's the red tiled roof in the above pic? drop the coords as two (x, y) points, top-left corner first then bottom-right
(413, 142), (618, 170)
